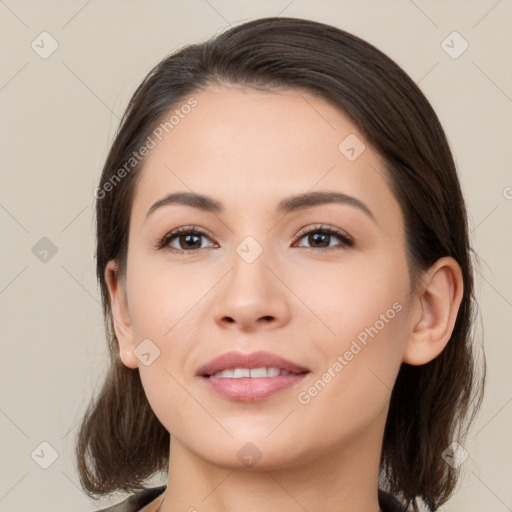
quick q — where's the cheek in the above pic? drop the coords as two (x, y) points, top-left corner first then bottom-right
(294, 309), (407, 447)
(125, 255), (215, 339)
(289, 249), (409, 344)
(300, 260), (410, 411)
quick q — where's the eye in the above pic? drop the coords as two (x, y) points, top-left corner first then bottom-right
(155, 226), (218, 254)
(293, 224), (354, 252)
(155, 223), (354, 255)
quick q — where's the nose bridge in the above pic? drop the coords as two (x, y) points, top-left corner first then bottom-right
(229, 215), (273, 278)
(212, 231), (290, 329)
(232, 238), (271, 297)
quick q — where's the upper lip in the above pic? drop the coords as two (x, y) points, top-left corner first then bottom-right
(197, 350), (310, 376)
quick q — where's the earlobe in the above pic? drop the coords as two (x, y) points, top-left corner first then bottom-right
(403, 257), (464, 366)
(104, 260), (139, 369)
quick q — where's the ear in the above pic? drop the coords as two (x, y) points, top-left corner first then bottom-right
(104, 260), (139, 369)
(403, 256), (464, 365)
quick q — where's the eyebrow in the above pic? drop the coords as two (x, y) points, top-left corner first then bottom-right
(145, 190), (375, 222)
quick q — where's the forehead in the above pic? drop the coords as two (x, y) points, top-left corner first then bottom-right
(130, 85), (401, 232)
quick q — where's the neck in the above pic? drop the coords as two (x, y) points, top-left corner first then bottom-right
(159, 413), (386, 512)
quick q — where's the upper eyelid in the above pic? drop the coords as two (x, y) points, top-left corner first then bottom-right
(161, 224), (352, 249)
(165, 224), (348, 239)
(295, 224), (351, 239)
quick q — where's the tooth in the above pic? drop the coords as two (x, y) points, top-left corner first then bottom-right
(210, 367), (295, 378)
(214, 369), (234, 378)
(233, 368), (251, 378)
(250, 367), (268, 378)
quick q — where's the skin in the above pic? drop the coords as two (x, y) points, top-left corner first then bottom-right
(105, 85), (463, 512)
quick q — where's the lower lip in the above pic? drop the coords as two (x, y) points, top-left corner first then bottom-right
(201, 373), (309, 401)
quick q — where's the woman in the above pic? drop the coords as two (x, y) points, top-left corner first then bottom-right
(77, 16), (485, 512)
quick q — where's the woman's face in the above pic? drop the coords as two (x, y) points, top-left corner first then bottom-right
(110, 85), (417, 470)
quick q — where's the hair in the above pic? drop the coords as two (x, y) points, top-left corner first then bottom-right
(75, 16), (486, 511)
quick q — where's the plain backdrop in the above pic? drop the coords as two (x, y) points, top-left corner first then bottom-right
(0, 1), (511, 511)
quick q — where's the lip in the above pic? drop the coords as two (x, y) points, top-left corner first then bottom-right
(197, 350), (310, 402)
(202, 374), (308, 401)
(196, 350), (310, 377)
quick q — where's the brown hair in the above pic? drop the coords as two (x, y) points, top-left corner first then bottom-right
(76, 17), (486, 511)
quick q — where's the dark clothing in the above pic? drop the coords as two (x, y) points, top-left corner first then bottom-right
(94, 484), (407, 511)
(94, 485), (166, 512)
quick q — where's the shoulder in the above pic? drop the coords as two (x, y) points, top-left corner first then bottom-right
(93, 485), (166, 512)
(93, 485), (406, 512)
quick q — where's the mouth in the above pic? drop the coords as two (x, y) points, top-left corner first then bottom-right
(197, 351), (310, 401)
(197, 349), (310, 377)
(204, 367), (306, 378)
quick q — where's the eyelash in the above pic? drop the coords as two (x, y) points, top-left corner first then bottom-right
(155, 224), (354, 255)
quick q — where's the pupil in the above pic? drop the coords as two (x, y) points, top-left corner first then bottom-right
(310, 232), (329, 247)
(178, 232), (332, 250)
(182, 234), (200, 249)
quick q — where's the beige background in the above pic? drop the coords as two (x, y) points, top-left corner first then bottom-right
(0, 1), (511, 511)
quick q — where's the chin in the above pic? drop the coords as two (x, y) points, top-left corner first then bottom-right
(195, 435), (305, 472)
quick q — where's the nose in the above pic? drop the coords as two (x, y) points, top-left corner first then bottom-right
(213, 250), (291, 332)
